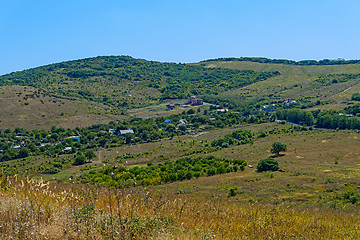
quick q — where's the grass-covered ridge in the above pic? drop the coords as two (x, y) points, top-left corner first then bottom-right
(198, 59), (360, 112)
(0, 56), (279, 108)
(201, 57), (360, 65)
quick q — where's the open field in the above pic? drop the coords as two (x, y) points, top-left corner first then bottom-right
(3, 122), (360, 209)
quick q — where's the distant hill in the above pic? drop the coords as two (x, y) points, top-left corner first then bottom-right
(0, 56), (278, 109)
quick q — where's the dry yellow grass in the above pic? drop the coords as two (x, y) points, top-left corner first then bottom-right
(1, 175), (360, 239)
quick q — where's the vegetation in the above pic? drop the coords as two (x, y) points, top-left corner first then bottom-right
(351, 93), (360, 101)
(0, 56), (279, 109)
(0, 109), (256, 163)
(316, 111), (360, 130)
(211, 129), (254, 148)
(78, 155), (247, 187)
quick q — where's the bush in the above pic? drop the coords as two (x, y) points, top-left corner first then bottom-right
(229, 187), (238, 197)
(344, 190), (359, 204)
(351, 93), (360, 101)
(256, 158), (279, 172)
(44, 167), (61, 174)
(187, 109), (195, 114)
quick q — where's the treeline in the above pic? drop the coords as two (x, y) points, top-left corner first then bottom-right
(276, 109), (315, 126)
(276, 109), (360, 130)
(201, 57), (360, 66)
(316, 111), (360, 130)
(78, 155), (247, 188)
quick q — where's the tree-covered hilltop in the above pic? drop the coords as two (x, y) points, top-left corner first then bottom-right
(0, 56), (279, 108)
(201, 57), (360, 65)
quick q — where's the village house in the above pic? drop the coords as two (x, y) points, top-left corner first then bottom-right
(163, 119), (174, 124)
(67, 136), (80, 143)
(188, 96), (203, 105)
(63, 147), (73, 152)
(118, 129), (135, 135)
(283, 99), (296, 107)
(216, 109), (228, 114)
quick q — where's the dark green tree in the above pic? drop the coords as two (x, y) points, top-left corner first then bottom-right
(18, 147), (30, 158)
(271, 142), (287, 156)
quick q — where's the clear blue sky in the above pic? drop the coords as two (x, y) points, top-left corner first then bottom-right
(1, 0), (360, 75)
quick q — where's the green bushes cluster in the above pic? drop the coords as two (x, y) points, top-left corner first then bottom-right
(256, 158), (279, 172)
(78, 156), (247, 187)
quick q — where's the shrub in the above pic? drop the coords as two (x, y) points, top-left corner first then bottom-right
(44, 167), (61, 174)
(229, 187), (238, 197)
(256, 158), (279, 172)
(344, 190), (359, 204)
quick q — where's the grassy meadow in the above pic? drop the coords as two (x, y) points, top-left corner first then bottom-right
(1, 174), (360, 239)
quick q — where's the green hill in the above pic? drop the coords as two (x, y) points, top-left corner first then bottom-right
(0, 56), (278, 108)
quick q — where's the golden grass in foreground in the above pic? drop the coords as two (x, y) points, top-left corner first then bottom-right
(1, 176), (359, 239)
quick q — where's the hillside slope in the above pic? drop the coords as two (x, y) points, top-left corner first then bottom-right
(2, 56), (360, 129)
(198, 59), (360, 110)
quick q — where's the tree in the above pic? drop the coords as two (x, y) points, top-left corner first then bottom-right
(84, 149), (96, 160)
(271, 142), (287, 156)
(256, 158), (279, 172)
(351, 93), (360, 101)
(18, 147), (30, 158)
